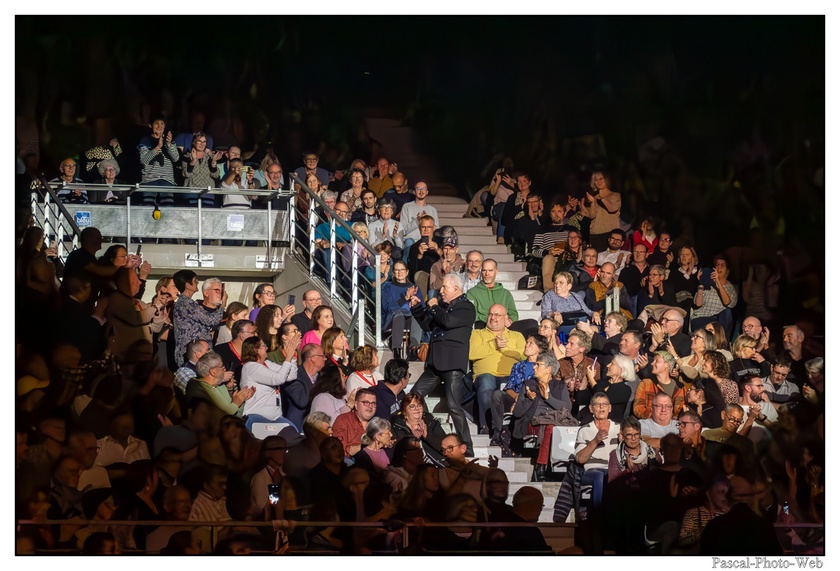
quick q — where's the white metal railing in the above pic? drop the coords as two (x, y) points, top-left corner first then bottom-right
(290, 174), (382, 348)
(31, 179), (293, 269)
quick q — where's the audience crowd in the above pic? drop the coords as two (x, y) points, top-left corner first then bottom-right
(15, 124), (823, 556)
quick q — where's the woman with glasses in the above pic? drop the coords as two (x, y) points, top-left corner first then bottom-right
(181, 132), (223, 207)
(511, 352), (572, 482)
(607, 417), (658, 483)
(381, 260), (423, 335)
(538, 317), (566, 361)
(352, 417), (395, 473)
(391, 394), (447, 466)
(249, 283), (277, 322)
(676, 329), (717, 388)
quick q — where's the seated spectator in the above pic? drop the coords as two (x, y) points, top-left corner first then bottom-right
(47, 455), (85, 520)
(291, 290), (324, 336)
(529, 200), (576, 288)
(638, 393), (679, 450)
(573, 247), (599, 293)
(248, 435), (293, 519)
(489, 333), (549, 453)
(240, 336), (298, 430)
(181, 132), (222, 207)
(220, 158), (256, 209)
(216, 302), (249, 345)
(702, 405), (757, 472)
(632, 217), (659, 254)
(372, 357), (408, 421)
(608, 417), (659, 484)
(137, 116), (180, 205)
(95, 410), (151, 468)
(339, 222), (374, 278)
(367, 241), (394, 291)
(309, 365), (353, 426)
(633, 351), (685, 419)
(552, 392), (620, 524)
(540, 227), (585, 293)
(675, 328), (715, 387)
(313, 201), (352, 285)
(691, 255), (738, 333)
(702, 350), (740, 404)
(729, 335), (769, 382)
(52, 157), (86, 203)
(684, 383), (725, 429)
(321, 327), (351, 372)
(578, 354), (636, 424)
(368, 158), (395, 198)
(173, 340), (209, 396)
(350, 189), (380, 226)
(282, 343), (326, 431)
(110, 459), (161, 550)
(705, 321), (733, 359)
(469, 303), (525, 434)
(185, 352), (255, 427)
(339, 168), (367, 213)
(510, 193), (543, 260)
(352, 417), (395, 475)
(647, 231), (675, 269)
(214, 319), (257, 382)
(668, 246), (701, 315)
(429, 236), (464, 293)
(585, 262), (633, 322)
(761, 357), (800, 407)
(736, 375), (778, 443)
(648, 308), (692, 357)
(90, 158), (125, 203)
(332, 388), (378, 457)
(391, 394), (447, 467)
(380, 261), (423, 338)
(299, 305), (335, 349)
(541, 271), (595, 326)
(405, 215), (440, 282)
(575, 311), (626, 356)
(188, 464), (234, 538)
(677, 476), (732, 553)
(466, 258), (518, 325)
(538, 317), (566, 361)
(346, 345), (384, 395)
(636, 264), (678, 315)
(557, 330), (600, 415)
(596, 228), (631, 276)
(511, 352), (573, 481)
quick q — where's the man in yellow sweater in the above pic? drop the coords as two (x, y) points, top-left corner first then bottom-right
(469, 304), (526, 434)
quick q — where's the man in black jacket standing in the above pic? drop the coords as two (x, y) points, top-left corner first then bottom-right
(409, 274), (476, 456)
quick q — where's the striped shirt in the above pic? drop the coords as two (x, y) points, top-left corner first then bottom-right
(575, 421), (621, 468)
(531, 223), (575, 258)
(138, 141), (180, 184)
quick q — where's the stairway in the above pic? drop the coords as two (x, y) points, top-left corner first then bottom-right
(365, 118), (573, 550)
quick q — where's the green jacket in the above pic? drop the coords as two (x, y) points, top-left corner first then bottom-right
(466, 282), (518, 322)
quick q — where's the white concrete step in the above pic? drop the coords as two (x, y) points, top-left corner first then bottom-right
(511, 289), (543, 302)
(426, 195), (469, 205)
(436, 217), (491, 227)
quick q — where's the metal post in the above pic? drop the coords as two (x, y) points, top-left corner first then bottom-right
(351, 238), (359, 344)
(197, 193), (203, 264)
(329, 217), (337, 299)
(375, 255), (382, 348)
(308, 197), (317, 276)
(266, 198), (272, 269)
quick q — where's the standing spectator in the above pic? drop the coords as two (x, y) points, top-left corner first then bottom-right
(220, 158), (256, 210)
(580, 171), (621, 251)
(137, 116), (180, 205)
(181, 132), (223, 207)
(294, 151), (331, 188)
(501, 172), (533, 246)
(632, 217), (659, 254)
(647, 231), (676, 270)
(172, 271), (227, 367)
(291, 290), (324, 336)
(409, 274), (476, 456)
(399, 181), (438, 255)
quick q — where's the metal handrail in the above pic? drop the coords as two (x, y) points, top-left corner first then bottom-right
(31, 175), (83, 259)
(290, 174), (382, 348)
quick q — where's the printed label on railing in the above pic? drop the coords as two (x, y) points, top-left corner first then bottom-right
(75, 211), (91, 228)
(186, 253), (215, 268)
(227, 214), (245, 232)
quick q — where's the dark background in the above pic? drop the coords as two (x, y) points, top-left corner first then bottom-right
(16, 15), (825, 312)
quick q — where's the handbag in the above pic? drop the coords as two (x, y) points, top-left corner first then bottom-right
(561, 294), (591, 326)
